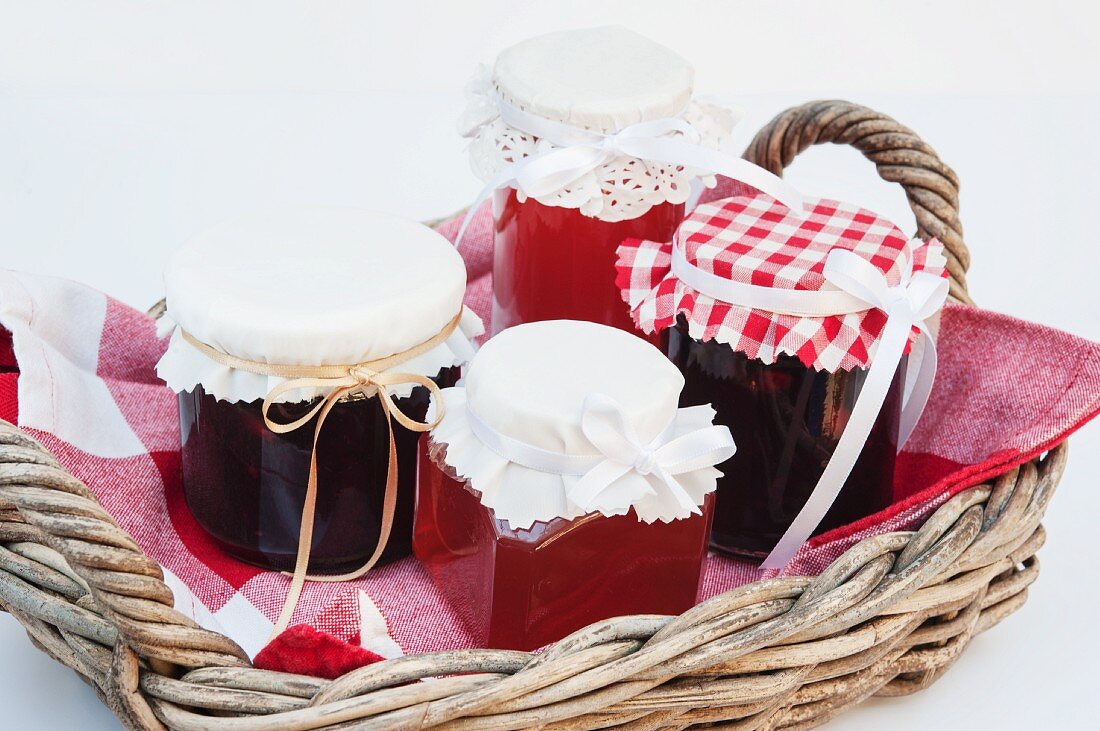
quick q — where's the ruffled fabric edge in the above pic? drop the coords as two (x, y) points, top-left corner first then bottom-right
(459, 68), (741, 222)
(155, 307), (485, 403)
(615, 235), (949, 372)
(427, 387), (724, 530)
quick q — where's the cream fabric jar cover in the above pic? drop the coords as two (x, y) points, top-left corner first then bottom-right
(460, 26), (744, 222)
(156, 207), (484, 400)
(428, 319), (736, 529)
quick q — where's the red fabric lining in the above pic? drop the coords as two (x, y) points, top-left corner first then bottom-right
(254, 625), (384, 680)
(0, 372), (17, 424)
(1, 201), (1097, 674)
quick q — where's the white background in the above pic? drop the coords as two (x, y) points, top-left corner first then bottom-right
(1, 2), (1098, 729)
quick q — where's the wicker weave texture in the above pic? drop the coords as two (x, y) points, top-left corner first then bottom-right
(0, 100), (1068, 731)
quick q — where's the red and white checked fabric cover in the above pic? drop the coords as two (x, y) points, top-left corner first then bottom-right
(0, 194), (1097, 678)
(616, 194), (948, 371)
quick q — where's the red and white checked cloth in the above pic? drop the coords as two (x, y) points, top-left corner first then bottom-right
(0, 199), (1098, 678)
(616, 194), (946, 371)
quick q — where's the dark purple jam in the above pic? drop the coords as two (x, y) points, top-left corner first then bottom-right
(0, 328), (16, 373)
(179, 368), (458, 573)
(668, 319), (902, 558)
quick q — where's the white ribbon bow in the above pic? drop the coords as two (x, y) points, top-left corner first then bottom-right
(568, 394), (737, 519)
(669, 242), (948, 566)
(456, 91), (807, 246)
(465, 393), (736, 521)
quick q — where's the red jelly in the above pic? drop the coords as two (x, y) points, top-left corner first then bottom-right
(415, 443), (714, 651)
(181, 370), (457, 573)
(668, 321), (902, 558)
(492, 188), (683, 338)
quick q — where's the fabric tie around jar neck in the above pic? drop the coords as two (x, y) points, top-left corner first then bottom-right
(465, 392), (736, 519)
(455, 85), (808, 246)
(670, 238), (949, 568)
(182, 310), (463, 637)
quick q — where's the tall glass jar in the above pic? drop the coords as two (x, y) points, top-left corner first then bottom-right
(461, 27), (738, 338)
(616, 195), (947, 561)
(413, 320), (733, 650)
(157, 208), (481, 573)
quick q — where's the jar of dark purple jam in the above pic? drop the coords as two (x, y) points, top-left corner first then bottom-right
(181, 367), (458, 573)
(158, 207), (478, 574)
(668, 318), (903, 558)
(617, 195), (947, 562)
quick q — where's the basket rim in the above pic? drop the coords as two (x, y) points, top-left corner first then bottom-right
(0, 418), (1067, 729)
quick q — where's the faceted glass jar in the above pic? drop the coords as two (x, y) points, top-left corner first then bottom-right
(668, 319), (903, 558)
(180, 368), (458, 573)
(414, 441), (714, 651)
(492, 188), (684, 338)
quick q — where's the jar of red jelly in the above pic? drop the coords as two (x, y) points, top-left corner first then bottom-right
(156, 208), (483, 575)
(459, 26), (744, 338)
(617, 194), (949, 566)
(414, 319), (735, 650)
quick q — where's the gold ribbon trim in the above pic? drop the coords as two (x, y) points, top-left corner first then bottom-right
(181, 311), (462, 636)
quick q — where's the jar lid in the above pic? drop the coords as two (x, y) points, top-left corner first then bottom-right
(494, 26), (694, 133)
(461, 27), (742, 223)
(156, 207), (484, 402)
(616, 194), (949, 372)
(429, 320), (735, 528)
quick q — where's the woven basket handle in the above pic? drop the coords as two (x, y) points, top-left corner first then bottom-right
(742, 100), (971, 304)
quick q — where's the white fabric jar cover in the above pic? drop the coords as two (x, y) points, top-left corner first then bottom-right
(156, 207), (484, 402)
(427, 320), (737, 529)
(459, 26), (748, 222)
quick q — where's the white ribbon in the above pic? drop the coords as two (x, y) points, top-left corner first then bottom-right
(466, 393), (736, 520)
(671, 243), (948, 567)
(455, 93), (807, 246)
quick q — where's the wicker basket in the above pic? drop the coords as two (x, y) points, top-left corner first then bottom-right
(0, 100), (1068, 730)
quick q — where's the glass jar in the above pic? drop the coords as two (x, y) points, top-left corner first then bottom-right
(492, 189), (684, 337)
(462, 27), (738, 338)
(669, 321), (902, 557)
(157, 208), (480, 574)
(415, 441), (714, 650)
(413, 320), (734, 651)
(615, 194), (947, 562)
(181, 368), (458, 572)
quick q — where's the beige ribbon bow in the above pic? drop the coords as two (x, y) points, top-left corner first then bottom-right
(181, 311), (461, 636)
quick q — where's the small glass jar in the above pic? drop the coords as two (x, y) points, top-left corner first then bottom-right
(416, 442), (715, 650)
(461, 27), (737, 338)
(616, 195), (947, 560)
(413, 320), (733, 650)
(158, 208), (480, 573)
